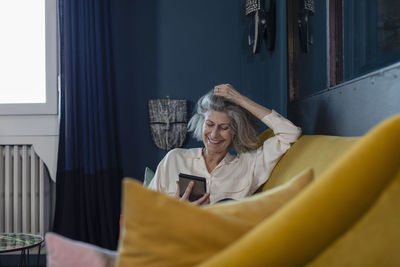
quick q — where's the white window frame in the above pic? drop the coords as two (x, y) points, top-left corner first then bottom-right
(0, 0), (59, 182)
(0, 0), (58, 115)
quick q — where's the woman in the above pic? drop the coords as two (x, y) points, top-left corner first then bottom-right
(148, 84), (301, 205)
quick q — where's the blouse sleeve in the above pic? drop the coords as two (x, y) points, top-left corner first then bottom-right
(147, 149), (179, 198)
(248, 110), (302, 193)
(147, 157), (166, 192)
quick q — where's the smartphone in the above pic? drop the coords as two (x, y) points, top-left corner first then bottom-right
(178, 173), (207, 202)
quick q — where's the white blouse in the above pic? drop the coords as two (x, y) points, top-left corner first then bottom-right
(148, 110), (302, 204)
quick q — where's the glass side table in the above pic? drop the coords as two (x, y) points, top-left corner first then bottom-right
(0, 233), (44, 267)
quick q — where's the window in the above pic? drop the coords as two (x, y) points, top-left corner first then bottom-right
(343, 0), (400, 81)
(0, 0), (58, 115)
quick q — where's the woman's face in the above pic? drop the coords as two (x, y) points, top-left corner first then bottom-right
(202, 111), (232, 155)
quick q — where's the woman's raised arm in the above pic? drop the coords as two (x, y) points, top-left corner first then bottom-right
(214, 84), (272, 120)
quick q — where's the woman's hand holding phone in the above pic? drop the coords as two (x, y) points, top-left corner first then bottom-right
(175, 181), (210, 206)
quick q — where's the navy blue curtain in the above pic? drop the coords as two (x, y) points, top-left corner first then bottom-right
(53, 0), (122, 250)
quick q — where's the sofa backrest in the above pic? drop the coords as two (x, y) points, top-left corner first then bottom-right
(262, 134), (359, 191)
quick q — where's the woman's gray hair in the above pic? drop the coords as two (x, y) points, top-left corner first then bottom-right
(188, 91), (259, 153)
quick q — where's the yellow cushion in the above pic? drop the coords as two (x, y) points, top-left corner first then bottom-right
(116, 168), (314, 267)
(199, 114), (400, 267)
(263, 135), (359, 190)
(307, 171), (400, 267)
(205, 168), (314, 224)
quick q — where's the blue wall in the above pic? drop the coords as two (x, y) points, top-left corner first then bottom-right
(297, 0), (327, 98)
(111, 0), (288, 180)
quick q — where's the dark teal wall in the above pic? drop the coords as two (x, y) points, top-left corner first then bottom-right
(297, 0), (327, 98)
(111, 0), (288, 179)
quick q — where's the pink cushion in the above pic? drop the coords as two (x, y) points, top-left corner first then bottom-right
(46, 232), (117, 267)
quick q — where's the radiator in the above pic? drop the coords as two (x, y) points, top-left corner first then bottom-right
(0, 145), (51, 236)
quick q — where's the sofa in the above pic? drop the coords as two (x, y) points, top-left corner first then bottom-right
(46, 114), (400, 267)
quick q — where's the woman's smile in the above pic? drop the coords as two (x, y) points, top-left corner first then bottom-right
(207, 137), (224, 144)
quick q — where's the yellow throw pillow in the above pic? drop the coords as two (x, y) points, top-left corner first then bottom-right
(117, 168), (314, 267)
(205, 168), (314, 224)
